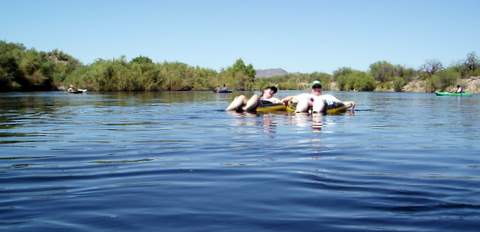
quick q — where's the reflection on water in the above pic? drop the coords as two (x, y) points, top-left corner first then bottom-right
(1, 91), (480, 232)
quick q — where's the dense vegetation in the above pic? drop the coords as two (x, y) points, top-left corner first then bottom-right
(420, 54), (480, 92)
(1, 40), (479, 92)
(0, 41), (80, 91)
(0, 41), (256, 92)
(65, 56), (256, 91)
(264, 53), (479, 92)
(66, 57), (214, 91)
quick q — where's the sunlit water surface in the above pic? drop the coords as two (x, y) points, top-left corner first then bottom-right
(1, 91), (480, 232)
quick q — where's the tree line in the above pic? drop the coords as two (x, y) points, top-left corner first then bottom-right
(0, 41), (80, 91)
(0, 41), (256, 92)
(262, 53), (480, 92)
(1, 40), (479, 92)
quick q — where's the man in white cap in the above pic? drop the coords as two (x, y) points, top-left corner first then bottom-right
(284, 80), (355, 113)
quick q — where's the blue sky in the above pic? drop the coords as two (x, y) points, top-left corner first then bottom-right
(1, 0), (479, 73)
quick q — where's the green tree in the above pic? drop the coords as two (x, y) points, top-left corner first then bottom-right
(464, 52), (479, 72)
(369, 61), (395, 82)
(459, 52), (480, 77)
(130, 56), (153, 64)
(218, 58), (255, 90)
(429, 69), (459, 91)
(420, 59), (443, 77)
(352, 72), (376, 91)
(333, 67), (353, 81)
(0, 55), (20, 90)
(393, 77), (406, 92)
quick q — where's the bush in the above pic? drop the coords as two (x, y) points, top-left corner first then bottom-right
(333, 67), (353, 81)
(393, 77), (406, 92)
(352, 72), (376, 91)
(335, 70), (376, 91)
(429, 69), (460, 91)
(369, 61), (395, 82)
(375, 82), (393, 91)
(64, 58), (222, 91)
(0, 40), (80, 91)
(3, 40), (478, 93)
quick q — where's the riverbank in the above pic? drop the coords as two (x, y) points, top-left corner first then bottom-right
(14, 77), (480, 94)
(2, 40), (479, 93)
(279, 76), (480, 94)
(401, 76), (480, 93)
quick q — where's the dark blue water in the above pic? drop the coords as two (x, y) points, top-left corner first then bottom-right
(1, 91), (480, 232)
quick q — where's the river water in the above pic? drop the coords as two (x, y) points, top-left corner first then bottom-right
(1, 91), (479, 232)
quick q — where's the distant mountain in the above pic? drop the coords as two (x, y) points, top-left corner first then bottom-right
(255, 68), (288, 78)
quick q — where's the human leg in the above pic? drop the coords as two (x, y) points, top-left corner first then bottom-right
(312, 99), (326, 114)
(226, 95), (247, 111)
(295, 97), (310, 113)
(242, 94), (260, 112)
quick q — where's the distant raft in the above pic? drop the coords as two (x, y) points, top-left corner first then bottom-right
(435, 91), (472, 96)
(214, 89), (233, 93)
(67, 89), (87, 94)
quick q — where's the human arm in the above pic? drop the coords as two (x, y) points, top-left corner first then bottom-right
(281, 96), (294, 103)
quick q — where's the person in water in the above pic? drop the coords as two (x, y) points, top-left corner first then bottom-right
(215, 84), (229, 92)
(220, 84), (228, 92)
(67, 84), (77, 92)
(283, 80), (355, 113)
(226, 86), (282, 112)
(455, 85), (464, 93)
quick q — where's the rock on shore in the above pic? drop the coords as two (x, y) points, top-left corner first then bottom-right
(403, 80), (427, 92)
(329, 76), (480, 93)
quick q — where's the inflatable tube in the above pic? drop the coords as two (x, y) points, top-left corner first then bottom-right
(213, 89), (232, 93)
(67, 89), (87, 94)
(253, 101), (353, 114)
(435, 91), (472, 96)
(285, 101), (353, 115)
(255, 104), (287, 113)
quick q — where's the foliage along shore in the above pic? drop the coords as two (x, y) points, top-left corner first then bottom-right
(1, 40), (480, 93)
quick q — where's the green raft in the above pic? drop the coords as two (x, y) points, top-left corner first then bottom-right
(435, 91), (472, 96)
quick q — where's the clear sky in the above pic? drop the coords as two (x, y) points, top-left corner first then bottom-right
(1, 0), (479, 73)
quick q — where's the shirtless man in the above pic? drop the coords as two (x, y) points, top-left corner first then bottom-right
(226, 86), (281, 112)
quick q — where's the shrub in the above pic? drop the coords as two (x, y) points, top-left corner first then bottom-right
(352, 72), (376, 91)
(369, 61), (395, 82)
(429, 69), (460, 91)
(393, 77), (406, 92)
(334, 70), (376, 91)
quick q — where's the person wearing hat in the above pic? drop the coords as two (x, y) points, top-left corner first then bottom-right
(226, 86), (282, 112)
(283, 80), (355, 113)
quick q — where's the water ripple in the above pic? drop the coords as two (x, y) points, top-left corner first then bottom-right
(1, 91), (480, 231)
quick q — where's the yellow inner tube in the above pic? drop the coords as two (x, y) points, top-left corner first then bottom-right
(256, 101), (352, 114)
(286, 101), (352, 114)
(286, 101), (351, 114)
(255, 104), (287, 113)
